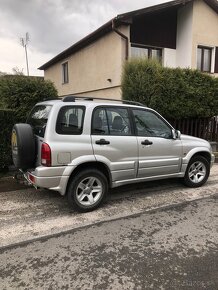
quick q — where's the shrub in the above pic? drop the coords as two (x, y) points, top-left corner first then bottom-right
(122, 59), (218, 119)
(0, 75), (58, 170)
(122, 59), (161, 106)
(0, 109), (15, 170)
(0, 75), (58, 122)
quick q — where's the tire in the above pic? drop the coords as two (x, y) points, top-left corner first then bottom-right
(11, 123), (36, 170)
(67, 168), (108, 212)
(183, 156), (210, 188)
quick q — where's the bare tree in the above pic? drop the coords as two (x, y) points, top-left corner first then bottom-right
(12, 67), (24, 75)
(20, 32), (30, 76)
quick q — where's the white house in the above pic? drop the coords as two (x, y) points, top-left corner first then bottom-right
(39, 0), (218, 99)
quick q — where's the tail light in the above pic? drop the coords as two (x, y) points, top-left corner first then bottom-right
(41, 142), (51, 167)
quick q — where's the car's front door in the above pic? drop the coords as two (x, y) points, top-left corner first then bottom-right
(91, 106), (138, 182)
(132, 108), (183, 178)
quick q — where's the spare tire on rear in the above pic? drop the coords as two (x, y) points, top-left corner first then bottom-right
(11, 124), (36, 170)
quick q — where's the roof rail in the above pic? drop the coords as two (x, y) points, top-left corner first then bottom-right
(61, 95), (145, 107)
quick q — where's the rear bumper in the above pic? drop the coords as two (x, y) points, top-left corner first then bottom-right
(25, 166), (74, 195)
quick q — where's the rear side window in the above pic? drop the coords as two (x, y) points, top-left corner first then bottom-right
(56, 106), (85, 135)
(92, 107), (132, 136)
(27, 105), (52, 138)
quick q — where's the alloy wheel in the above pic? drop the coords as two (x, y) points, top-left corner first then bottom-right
(75, 177), (103, 206)
(188, 161), (206, 184)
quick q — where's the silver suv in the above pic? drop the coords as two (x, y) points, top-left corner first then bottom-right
(11, 96), (215, 211)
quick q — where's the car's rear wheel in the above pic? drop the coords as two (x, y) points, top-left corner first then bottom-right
(183, 156), (210, 187)
(67, 168), (108, 212)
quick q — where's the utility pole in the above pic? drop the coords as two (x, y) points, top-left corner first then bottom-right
(20, 32), (30, 76)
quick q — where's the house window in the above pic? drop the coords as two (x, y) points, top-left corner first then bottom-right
(197, 46), (212, 73)
(62, 62), (69, 84)
(131, 45), (162, 63)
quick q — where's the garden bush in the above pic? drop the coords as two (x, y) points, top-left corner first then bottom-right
(0, 109), (15, 170)
(0, 75), (58, 122)
(0, 75), (58, 171)
(122, 59), (218, 119)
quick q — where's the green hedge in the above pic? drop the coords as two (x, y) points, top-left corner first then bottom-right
(122, 59), (218, 119)
(0, 109), (15, 170)
(0, 75), (58, 170)
(0, 75), (58, 122)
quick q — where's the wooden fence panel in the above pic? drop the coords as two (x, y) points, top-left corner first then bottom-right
(168, 117), (218, 143)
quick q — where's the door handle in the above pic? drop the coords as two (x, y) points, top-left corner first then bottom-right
(141, 139), (153, 146)
(95, 139), (110, 145)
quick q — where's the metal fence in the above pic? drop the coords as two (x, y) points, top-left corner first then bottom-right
(168, 117), (218, 143)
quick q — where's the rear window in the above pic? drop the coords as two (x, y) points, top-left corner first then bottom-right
(27, 105), (52, 138)
(56, 106), (85, 135)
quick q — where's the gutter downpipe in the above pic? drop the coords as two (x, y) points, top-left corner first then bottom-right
(112, 18), (129, 60)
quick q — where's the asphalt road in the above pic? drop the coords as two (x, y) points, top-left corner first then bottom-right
(0, 193), (217, 290)
(0, 166), (218, 289)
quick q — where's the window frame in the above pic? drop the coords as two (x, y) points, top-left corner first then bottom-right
(197, 46), (212, 73)
(130, 108), (173, 139)
(56, 105), (85, 135)
(91, 106), (134, 136)
(131, 43), (162, 62)
(214, 47), (218, 73)
(62, 62), (69, 84)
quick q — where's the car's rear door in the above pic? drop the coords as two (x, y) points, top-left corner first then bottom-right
(91, 106), (138, 182)
(27, 105), (52, 166)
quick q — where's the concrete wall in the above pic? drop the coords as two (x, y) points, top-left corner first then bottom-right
(176, 2), (193, 68)
(163, 48), (177, 68)
(74, 86), (122, 99)
(192, 0), (218, 76)
(44, 25), (130, 99)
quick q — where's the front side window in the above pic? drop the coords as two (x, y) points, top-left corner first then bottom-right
(56, 106), (85, 135)
(62, 62), (69, 84)
(131, 45), (162, 63)
(27, 105), (52, 138)
(132, 109), (172, 139)
(197, 46), (212, 72)
(92, 107), (132, 136)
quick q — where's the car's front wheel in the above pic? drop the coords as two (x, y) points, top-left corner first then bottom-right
(183, 156), (210, 187)
(67, 168), (108, 212)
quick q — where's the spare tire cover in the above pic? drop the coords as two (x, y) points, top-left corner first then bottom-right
(11, 123), (36, 170)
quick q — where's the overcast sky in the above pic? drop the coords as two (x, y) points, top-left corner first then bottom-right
(0, 0), (169, 76)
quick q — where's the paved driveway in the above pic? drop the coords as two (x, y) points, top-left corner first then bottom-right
(0, 165), (218, 248)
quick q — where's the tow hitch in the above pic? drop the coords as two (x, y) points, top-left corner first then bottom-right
(14, 169), (38, 189)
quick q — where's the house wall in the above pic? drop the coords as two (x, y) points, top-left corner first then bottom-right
(163, 48), (177, 68)
(176, 2), (193, 68)
(44, 25), (130, 99)
(192, 0), (218, 76)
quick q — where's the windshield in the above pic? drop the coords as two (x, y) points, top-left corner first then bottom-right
(27, 105), (52, 138)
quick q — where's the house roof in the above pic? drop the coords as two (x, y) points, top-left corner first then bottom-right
(39, 0), (218, 70)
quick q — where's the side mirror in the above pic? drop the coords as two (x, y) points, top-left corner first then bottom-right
(172, 129), (181, 139)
